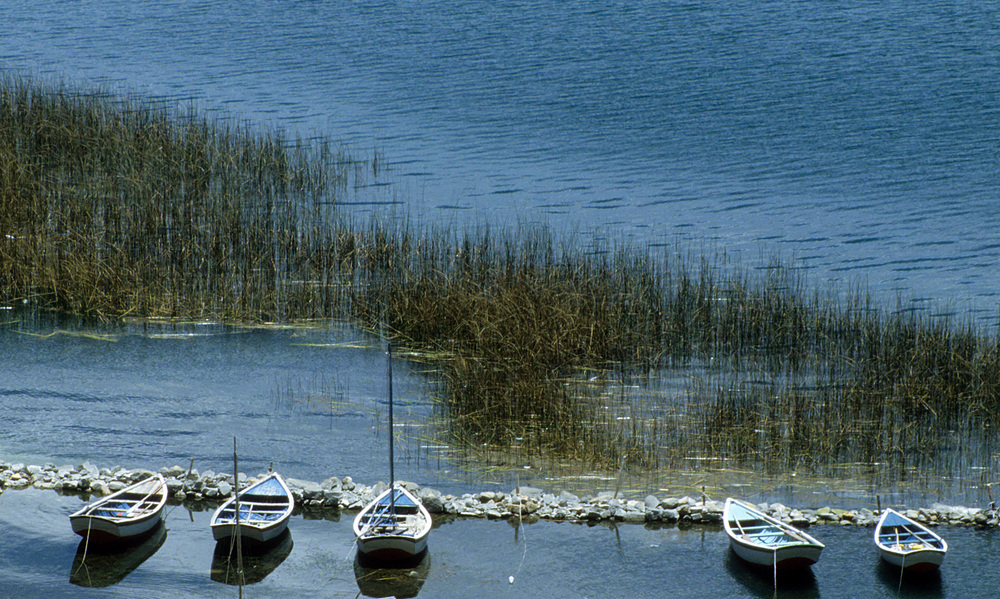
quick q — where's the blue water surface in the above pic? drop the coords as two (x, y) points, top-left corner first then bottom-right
(2, 0), (997, 318)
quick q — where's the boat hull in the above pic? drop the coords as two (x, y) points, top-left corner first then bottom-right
(728, 537), (823, 570)
(211, 517), (290, 543)
(71, 510), (164, 544)
(723, 498), (824, 571)
(874, 508), (947, 573)
(877, 547), (945, 572)
(356, 533), (428, 561)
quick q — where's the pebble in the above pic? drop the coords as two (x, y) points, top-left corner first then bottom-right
(1, 460), (997, 528)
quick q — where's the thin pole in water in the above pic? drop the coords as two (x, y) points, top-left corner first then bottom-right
(233, 437), (244, 593)
(388, 341), (396, 519)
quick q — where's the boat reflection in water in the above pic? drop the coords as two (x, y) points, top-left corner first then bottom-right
(354, 550), (431, 598)
(875, 560), (943, 599)
(70, 520), (167, 587)
(211, 528), (294, 586)
(723, 549), (819, 599)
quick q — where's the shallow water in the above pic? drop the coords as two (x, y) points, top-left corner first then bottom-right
(0, 314), (456, 493)
(2, 487), (996, 598)
(4, 310), (992, 511)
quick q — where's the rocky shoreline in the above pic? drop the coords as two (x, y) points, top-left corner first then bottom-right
(2, 460), (997, 529)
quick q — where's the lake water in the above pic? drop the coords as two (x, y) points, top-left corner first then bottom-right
(2, 1), (999, 595)
(2, 0), (997, 320)
(4, 487), (998, 599)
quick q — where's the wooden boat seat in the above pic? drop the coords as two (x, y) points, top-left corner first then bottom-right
(736, 522), (813, 547)
(216, 500), (287, 524)
(362, 513), (422, 536)
(239, 500), (287, 510)
(742, 533), (798, 546)
(878, 531), (941, 550)
(93, 501), (134, 518)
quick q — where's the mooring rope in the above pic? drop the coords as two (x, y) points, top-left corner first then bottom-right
(507, 481), (528, 591)
(73, 516), (94, 580)
(898, 550), (905, 594)
(772, 547), (777, 592)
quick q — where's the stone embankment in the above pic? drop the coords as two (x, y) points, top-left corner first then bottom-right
(2, 460), (996, 529)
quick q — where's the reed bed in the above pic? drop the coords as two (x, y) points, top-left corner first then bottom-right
(346, 221), (1000, 476)
(0, 74), (360, 321)
(4, 74), (1000, 481)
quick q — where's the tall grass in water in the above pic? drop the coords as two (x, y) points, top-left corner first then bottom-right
(350, 219), (1000, 475)
(4, 74), (1000, 480)
(690, 300), (1000, 480)
(348, 224), (679, 466)
(0, 74), (359, 321)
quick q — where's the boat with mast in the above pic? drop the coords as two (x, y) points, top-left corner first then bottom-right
(211, 441), (294, 545)
(352, 342), (432, 561)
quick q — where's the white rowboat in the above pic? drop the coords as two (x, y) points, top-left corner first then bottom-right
(210, 472), (294, 544)
(723, 498), (824, 570)
(70, 473), (168, 544)
(353, 485), (432, 561)
(874, 508), (947, 573)
(353, 342), (432, 561)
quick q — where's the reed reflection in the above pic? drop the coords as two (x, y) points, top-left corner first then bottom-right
(875, 561), (944, 599)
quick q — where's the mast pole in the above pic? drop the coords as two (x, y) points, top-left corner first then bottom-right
(388, 342), (395, 516)
(233, 437), (244, 589)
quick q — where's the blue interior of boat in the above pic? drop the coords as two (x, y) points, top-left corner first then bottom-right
(728, 501), (815, 547)
(244, 477), (284, 496)
(217, 506), (284, 523)
(877, 530), (942, 549)
(92, 501), (132, 518)
(374, 489), (417, 508)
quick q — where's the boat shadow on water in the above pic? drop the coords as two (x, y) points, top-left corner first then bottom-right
(70, 520), (167, 588)
(723, 550), (819, 599)
(210, 528), (294, 586)
(875, 561), (943, 599)
(354, 550), (431, 599)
